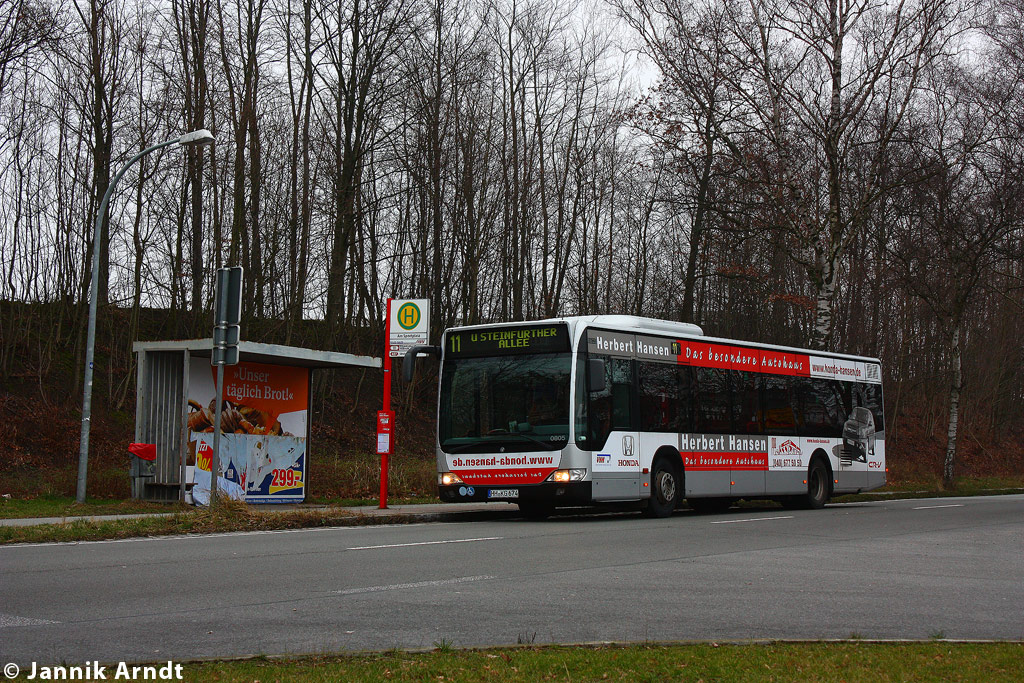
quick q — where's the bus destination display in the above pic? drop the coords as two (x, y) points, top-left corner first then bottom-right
(446, 324), (569, 357)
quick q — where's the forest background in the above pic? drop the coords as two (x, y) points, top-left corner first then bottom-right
(1, 0), (1022, 501)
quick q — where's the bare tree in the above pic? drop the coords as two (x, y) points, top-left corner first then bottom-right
(172, 0), (212, 316)
(281, 0), (316, 339)
(888, 58), (1023, 486)
(0, 0), (59, 107)
(619, 0), (964, 348)
(320, 0), (413, 333)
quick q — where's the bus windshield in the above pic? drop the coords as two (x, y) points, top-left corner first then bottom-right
(438, 353), (571, 453)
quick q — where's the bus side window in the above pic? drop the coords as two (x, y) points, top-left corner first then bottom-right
(677, 366), (695, 432)
(610, 358), (633, 431)
(823, 379), (848, 436)
(796, 378), (846, 438)
(638, 360), (679, 432)
(574, 352), (588, 445)
(587, 355), (632, 448)
(694, 367), (731, 433)
(852, 382), (885, 432)
(866, 384), (884, 432)
(731, 370), (761, 434)
(762, 375), (797, 434)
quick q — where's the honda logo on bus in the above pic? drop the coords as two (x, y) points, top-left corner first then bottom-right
(622, 435), (634, 457)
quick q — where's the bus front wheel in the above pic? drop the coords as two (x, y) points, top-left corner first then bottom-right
(643, 459), (680, 518)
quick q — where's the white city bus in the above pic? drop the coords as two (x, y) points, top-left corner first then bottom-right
(404, 315), (885, 518)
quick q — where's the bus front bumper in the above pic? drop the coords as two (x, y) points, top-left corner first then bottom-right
(438, 481), (592, 505)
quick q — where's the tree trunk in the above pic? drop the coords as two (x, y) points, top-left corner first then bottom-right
(943, 322), (962, 488)
(86, 0), (113, 307)
(810, 252), (838, 350)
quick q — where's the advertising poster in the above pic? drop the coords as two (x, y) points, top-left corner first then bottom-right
(191, 438), (245, 505)
(187, 358), (309, 503)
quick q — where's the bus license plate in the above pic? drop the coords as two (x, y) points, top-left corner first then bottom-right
(487, 488), (518, 499)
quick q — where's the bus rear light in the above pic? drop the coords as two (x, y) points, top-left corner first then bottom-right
(548, 469), (586, 483)
(439, 472), (464, 486)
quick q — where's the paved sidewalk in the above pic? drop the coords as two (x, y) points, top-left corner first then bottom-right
(0, 502), (521, 528)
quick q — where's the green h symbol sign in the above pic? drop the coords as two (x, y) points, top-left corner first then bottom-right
(397, 303), (420, 330)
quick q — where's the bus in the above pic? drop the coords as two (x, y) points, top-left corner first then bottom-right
(403, 315), (885, 518)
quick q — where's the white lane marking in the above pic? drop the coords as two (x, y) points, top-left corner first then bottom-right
(710, 516), (794, 525)
(912, 504), (964, 510)
(0, 613), (58, 628)
(334, 575), (495, 595)
(347, 536), (502, 550)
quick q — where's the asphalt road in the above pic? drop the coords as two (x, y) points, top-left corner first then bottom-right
(2, 495), (1022, 666)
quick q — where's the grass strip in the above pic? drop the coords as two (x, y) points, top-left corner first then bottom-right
(186, 642), (1024, 682)
(832, 476), (1024, 503)
(0, 494), (186, 520)
(0, 494), (439, 520)
(0, 500), (425, 545)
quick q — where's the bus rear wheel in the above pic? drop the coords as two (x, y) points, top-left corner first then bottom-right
(788, 459), (831, 509)
(806, 459), (831, 508)
(643, 459), (680, 518)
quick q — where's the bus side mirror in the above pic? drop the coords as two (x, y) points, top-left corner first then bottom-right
(402, 345), (440, 382)
(587, 358), (606, 393)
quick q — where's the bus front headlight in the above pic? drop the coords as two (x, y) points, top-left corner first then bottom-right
(547, 469), (586, 483)
(439, 472), (464, 486)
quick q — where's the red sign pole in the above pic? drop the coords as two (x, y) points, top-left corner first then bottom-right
(380, 298), (392, 509)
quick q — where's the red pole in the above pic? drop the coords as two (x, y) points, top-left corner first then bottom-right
(380, 298), (392, 509)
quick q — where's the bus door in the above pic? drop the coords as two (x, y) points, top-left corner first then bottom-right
(638, 360), (685, 498)
(588, 355), (640, 501)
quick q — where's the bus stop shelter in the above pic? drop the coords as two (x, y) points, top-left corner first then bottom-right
(131, 339), (381, 502)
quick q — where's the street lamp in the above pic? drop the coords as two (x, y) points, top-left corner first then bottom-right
(76, 129), (216, 504)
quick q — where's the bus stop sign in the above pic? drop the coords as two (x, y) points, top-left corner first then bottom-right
(388, 299), (429, 358)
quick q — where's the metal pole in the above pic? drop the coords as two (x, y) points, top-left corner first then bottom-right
(380, 298), (392, 509)
(210, 363), (225, 505)
(209, 270), (234, 505)
(179, 349), (191, 503)
(76, 137), (181, 504)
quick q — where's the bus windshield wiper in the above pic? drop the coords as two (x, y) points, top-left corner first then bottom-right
(444, 431), (562, 452)
(446, 440), (491, 453)
(484, 430), (561, 451)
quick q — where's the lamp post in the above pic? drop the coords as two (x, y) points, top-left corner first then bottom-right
(76, 129), (216, 504)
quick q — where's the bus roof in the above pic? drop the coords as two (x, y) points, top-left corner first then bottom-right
(445, 315), (881, 365)
(447, 315), (701, 338)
